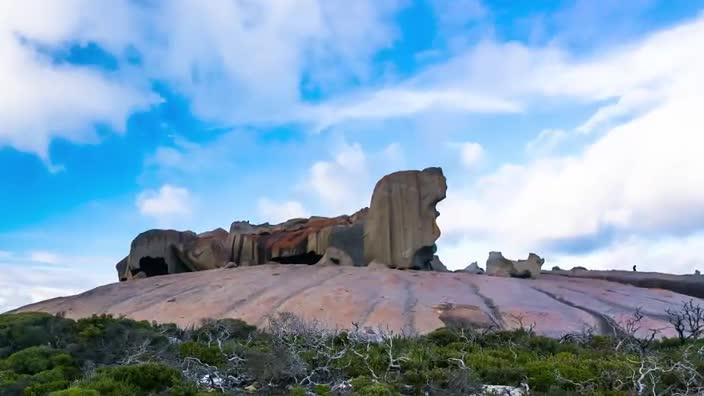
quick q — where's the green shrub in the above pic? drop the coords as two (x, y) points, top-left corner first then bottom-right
(179, 341), (225, 366)
(3, 346), (74, 375)
(350, 376), (400, 396)
(313, 383), (332, 396)
(290, 384), (307, 396)
(50, 388), (100, 396)
(95, 363), (182, 393)
(191, 318), (256, 342)
(75, 375), (140, 396)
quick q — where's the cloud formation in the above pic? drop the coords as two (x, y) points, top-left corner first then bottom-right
(136, 185), (193, 219)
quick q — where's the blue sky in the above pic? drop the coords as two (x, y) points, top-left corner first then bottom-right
(1, 0), (704, 312)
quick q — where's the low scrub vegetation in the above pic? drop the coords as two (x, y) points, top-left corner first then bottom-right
(0, 300), (702, 395)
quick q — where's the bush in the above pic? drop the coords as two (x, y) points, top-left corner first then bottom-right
(0, 311), (701, 395)
(3, 346), (75, 375)
(179, 341), (225, 366)
(50, 388), (100, 396)
(351, 376), (400, 396)
(95, 363), (183, 393)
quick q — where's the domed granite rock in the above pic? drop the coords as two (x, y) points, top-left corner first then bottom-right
(364, 167), (447, 269)
(124, 229), (198, 279)
(486, 252), (544, 279)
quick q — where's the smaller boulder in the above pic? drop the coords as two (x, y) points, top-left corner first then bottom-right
(462, 262), (485, 274)
(551, 266), (561, 271)
(317, 247), (355, 267)
(115, 257), (128, 282)
(486, 252), (544, 279)
(571, 266), (588, 273)
(695, 269), (701, 276)
(429, 255), (449, 272)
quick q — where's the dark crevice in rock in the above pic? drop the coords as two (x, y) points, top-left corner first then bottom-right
(254, 269), (345, 327)
(466, 280), (504, 328)
(411, 245), (436, 270)
(135, 257), (169, 277)
(270, 251), (323, 265)
(400, 274), (418, 334)
(532, 286), (614, 335)
(558, 285), (671, 322)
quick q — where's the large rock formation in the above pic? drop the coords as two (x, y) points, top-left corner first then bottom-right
(226, 211), (366, 267)
(116, 168), (451, 281)
(363, 167), (447, 270)
(121, 215), (367, 281)
(486, 252), (544, 278)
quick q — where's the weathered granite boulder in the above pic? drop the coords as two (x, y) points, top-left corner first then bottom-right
(317, 247), (355, 266)
(124, 230), (198, 280)
(429, 255), (448, 272)
(227, 210), (367, 267)
(486, 252), (544, 279)
(461, 262), (485, 274)
(363, 167), (447, 270)
(115, 257), (128, 281)
(115, 167), (453, 281)
(176, 228), (230, 271)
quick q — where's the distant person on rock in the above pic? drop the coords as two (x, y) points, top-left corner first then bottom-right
(633, 265), (637, 272)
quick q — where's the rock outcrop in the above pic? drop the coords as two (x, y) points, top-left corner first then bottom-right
(16, 264), (704, 339)
(116, 168), (451, 281)
(115, 257), (128, 281)
(429, 255), (448, 272)
(226, 211), (366, 267)
(550, 268), (704, 299)
(486, 252), (544, 278)
(123, 230), (198, 280)
(176, 228), (230, 271)
(461, 262), (485, 274)
(363, 167), (447, 270)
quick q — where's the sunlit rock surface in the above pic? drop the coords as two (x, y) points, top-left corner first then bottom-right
(14, 264), (702, 339)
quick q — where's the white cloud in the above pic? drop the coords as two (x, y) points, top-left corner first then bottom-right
(525, 129), (568, 155)
(309, 88), (520, 131)
(257, 198), (309, 224)
(0, 1), (158, 160)
(29, 251), (62, 265)
(0, 0), (402, 161)
(136, 185), (193, 218)
(308, 142), (369, 213)
(438, 95), (704, 270)
(458, 142), (484, 170)
(3, 2), (703, 164)
(305, 141), (408, 213)
(551, 232), (704, 275)
(319, 13), (704, 136)
(136, 0), (403, 124)
(0, 250), (115, 313)
(430, 0), (487, 29)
